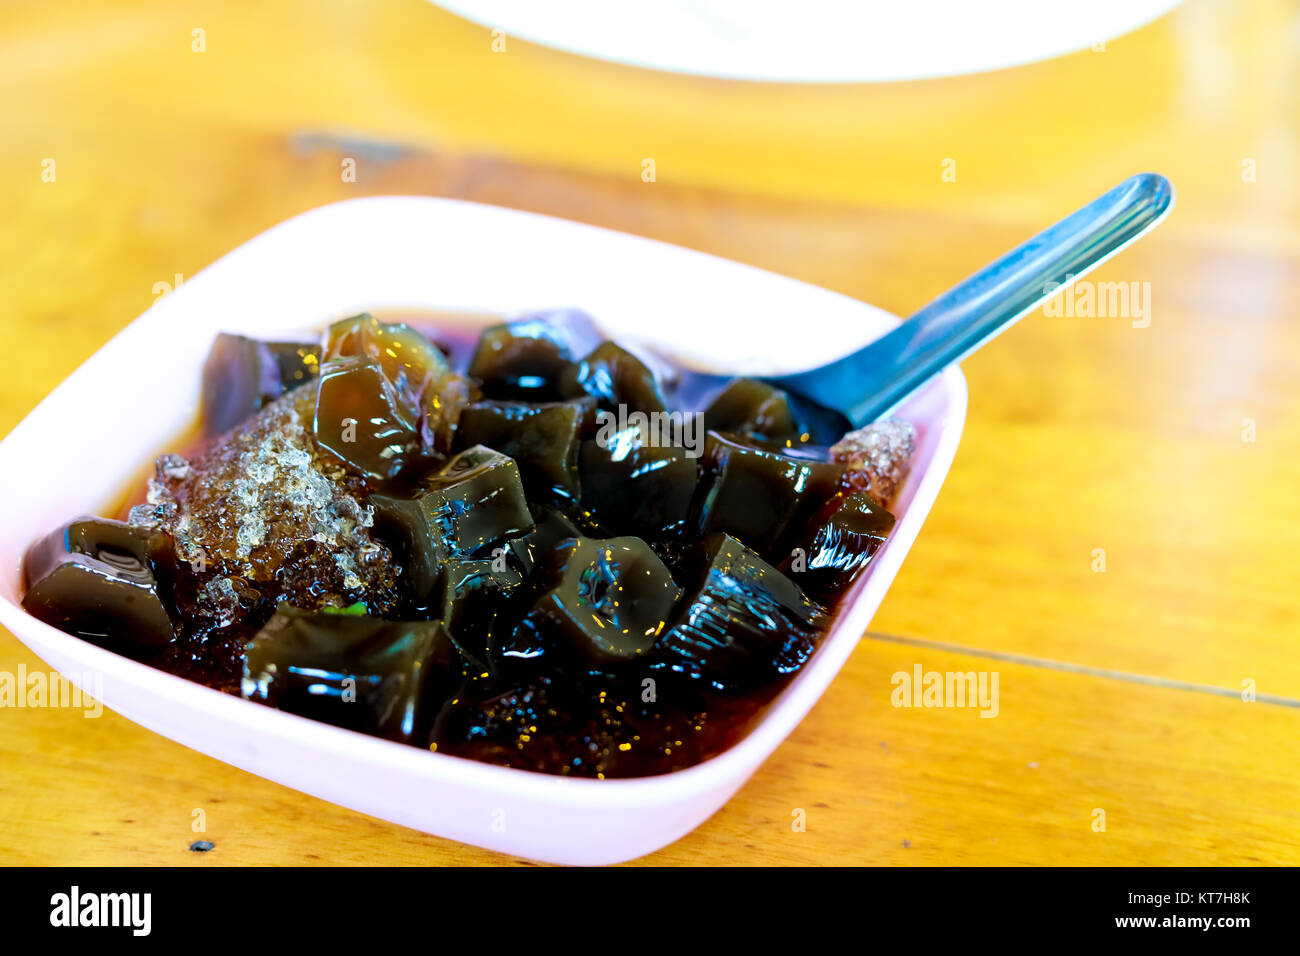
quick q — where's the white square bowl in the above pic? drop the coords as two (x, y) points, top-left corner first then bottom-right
(0, 197), (966, 865)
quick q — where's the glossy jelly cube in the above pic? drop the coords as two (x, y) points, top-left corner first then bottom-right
(577, 433), (699, 541)
(560, 342), (668, 414)
(325, 314), (449, 387)
(690, 431), (845, 565)
(467, 314), (600, 401)
(369, 445), (534, 602)
(704, 377), (802, 443)
(368, 493), (449, 603)
(454, 399), (594, 505)
(201, 333), (320, 437)
(241, 605), (459, 744)
(784, 490), (895, 602)
(324, 313), (474, 455)
(656, 533), (822, 692)
(418, 445), (534, 554)
(313, 355), (424, 484)
(436, 555), (532, 668)
(500, 536), (681, 673)
(22, 516), (178, 647)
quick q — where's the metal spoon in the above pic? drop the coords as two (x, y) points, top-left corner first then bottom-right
(677, 173), (1175, 438)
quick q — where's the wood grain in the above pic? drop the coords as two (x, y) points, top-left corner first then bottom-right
(0, 0), (1297, 864)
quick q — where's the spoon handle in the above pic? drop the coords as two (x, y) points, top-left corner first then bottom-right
(776, 173), (1175, 427)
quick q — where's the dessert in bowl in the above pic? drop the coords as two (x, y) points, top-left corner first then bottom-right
(0, 198), (965, 862)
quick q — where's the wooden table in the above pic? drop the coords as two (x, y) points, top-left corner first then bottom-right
(2, 0), (1297, 865)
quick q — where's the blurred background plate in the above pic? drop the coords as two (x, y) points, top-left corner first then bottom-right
(432, 0), (1184, 82)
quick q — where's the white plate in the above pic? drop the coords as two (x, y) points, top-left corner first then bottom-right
(433, 0), (1183, 83)
(0, 197), (966, 864)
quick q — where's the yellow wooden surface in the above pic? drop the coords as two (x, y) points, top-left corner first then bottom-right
(1, 0), (1298, 865)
